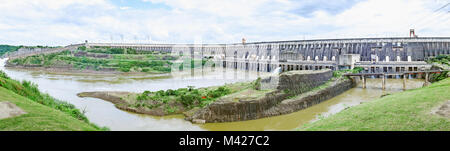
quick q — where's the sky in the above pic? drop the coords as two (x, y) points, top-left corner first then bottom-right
(0, 0), (449, 46)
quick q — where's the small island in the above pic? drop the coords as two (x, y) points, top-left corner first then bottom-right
(77, 81), (259, 116)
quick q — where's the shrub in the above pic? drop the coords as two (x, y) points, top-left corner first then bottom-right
(78, 46), (87, 51)
(207, 86), (231, 98)
(178, 92), (200, 107)
(430, 71), (449, 82)
(253, 78), (261, 90)
(108, 48), (125, 54)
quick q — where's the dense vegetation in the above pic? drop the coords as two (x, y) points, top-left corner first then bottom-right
(332, 67), (364, 77)
(133, 86), (232, 113)
(9, 47), (181, 73)
(0, 70), (107, 130)
(0, 45), (22, 56)
(298, 77), (450, 131)
(427, 54), (450, 66)
(1, 45), (62, 57)
(426, 55), (450, 82)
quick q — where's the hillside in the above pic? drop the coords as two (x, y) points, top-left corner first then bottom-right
(0, 71), (106, 131)
(298, 78), (450, 131)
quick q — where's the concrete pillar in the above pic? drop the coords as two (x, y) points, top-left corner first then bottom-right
(424, 73), (430, 86)
(382, 74), (386, 90)
(362, 76), (366, 89)
(403, 74), (407, 90)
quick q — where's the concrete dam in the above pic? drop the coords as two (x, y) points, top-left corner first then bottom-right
(6, 37), (450, 73)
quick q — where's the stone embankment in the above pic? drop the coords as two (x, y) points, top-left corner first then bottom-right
(187, 69), (355, 123)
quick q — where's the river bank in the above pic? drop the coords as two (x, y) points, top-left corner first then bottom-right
(298, 78), (450, 131)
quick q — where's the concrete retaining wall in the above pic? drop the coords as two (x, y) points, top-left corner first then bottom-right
(263, 78), (355, 117)
(188, 69), (354, 123)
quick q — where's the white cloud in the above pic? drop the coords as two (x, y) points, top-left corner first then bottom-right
(119, 6), (130, 10)
(0, 0), (448, 46)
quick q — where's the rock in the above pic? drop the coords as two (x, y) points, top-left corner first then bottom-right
(192, 119), (206, 124)
(0, 101), (27, 119)
(435, 100), (450, 118)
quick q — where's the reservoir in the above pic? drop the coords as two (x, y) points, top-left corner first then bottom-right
(0, 58), (425, 131)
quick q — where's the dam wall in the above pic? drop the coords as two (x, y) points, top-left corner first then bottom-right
(84, 37), (450, 73)
(6, 37), (450, 73)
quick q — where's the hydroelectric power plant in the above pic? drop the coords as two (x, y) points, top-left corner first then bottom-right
(5, 36), (450, 74)
(72, 37), (450, 73)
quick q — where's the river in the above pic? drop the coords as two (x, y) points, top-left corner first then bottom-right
(0, 58), (426, 131)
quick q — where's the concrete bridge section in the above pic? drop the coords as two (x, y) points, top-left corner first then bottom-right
(355, 61), (432, 73)
(345, 70), (447, 90)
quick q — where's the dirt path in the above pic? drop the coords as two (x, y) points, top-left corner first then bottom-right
(0, 101), (27, 119)
(435, 100), (450, 118)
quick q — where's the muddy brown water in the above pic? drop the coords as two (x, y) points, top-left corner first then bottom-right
(0, 58), (425, 131)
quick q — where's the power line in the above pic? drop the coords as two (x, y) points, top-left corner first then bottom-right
(412, 2), (450, 31)
(416, 7), (450, 30)
(433, 2), (450, 12)
(417, 13), (450, 31)
(415, 10), (448, 29)
(413, 2), (449, 26)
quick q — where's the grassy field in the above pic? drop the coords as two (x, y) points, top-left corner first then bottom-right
(298, 78), (450, 131)
(0, 87), (102, 131)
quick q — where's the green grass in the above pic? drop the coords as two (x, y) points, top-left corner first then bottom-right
(298, 78), (450, 131)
